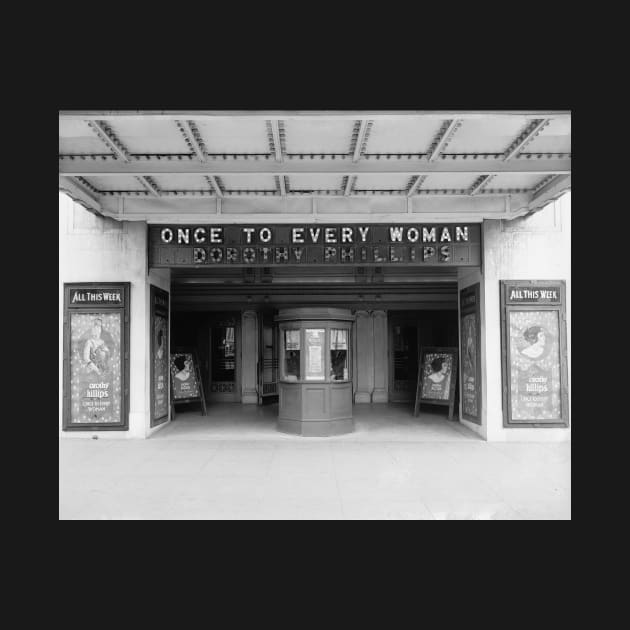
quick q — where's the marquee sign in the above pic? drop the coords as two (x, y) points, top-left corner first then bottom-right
(148, 223), (481, 267)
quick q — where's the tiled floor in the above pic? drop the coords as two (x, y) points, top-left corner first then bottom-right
(59, 403), (570, 520)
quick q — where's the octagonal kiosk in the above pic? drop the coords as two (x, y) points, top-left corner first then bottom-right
(276, 308), (355, 436)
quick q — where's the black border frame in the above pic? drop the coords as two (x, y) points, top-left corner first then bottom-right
(150, 285), (170, 427)
(460, 283), (482, 424)
(500, 280), (569, 428)
(62, 282), (130, 431)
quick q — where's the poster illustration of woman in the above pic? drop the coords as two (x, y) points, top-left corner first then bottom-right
(508, 311), (561, 420)
(461, 313), (478, 417)
(170, 353), (200, 399)
(70, 313), (121, 424)
(153, 314), (168, 419)
(420, 352), (453, 400)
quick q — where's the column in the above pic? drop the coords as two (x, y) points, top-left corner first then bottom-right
(241, 310), (258, 404)
(354, 310), (374, 403)
(371, 310), (388, 403)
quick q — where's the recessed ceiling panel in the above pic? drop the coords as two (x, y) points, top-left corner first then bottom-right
(421, 173), (479, 190)
(521, 117), (571, 154)
(284, 120), (355, 154)
(152, 175), (212, 191)
(365, 119), (444, 153)
(219, 175), (277, 191)
(83, 176), (147, 191)
(195, 119), (270, 153)
(59, 120), (113, 154)
(446, 117), (531, 153)
(354, 174), (411, 190)
(106, 120), (191, 154)
(489, 173), (549, 190)
(288, 175), (344, 190)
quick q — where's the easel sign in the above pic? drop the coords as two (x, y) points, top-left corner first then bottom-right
(170, 351), (207, 417)
(414, 346), (458, 419)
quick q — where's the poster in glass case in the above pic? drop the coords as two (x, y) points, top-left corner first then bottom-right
(508, 310), (561, 421)
(150, 286), (169, 426)
(305, 328), (325, 380)
(459, 283), (481, 423)
(500, 280), (569, 427)
(69, 312), (122, 424)
(63, 283), (130, 431)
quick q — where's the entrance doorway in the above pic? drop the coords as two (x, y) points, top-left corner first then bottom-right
(388, 309), (460, 405)
(258, 310), (279, 404)
(208, 313), (240, 402)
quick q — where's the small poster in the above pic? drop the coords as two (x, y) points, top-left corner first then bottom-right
(69, 312), (122, 424)
(420, 351), (455, 401)
(151, 286), (169, 426)
(170, 353), (201, 400)
(508, 310), (561, 421)
(305, 328), (325, 380)
(461, 313), (478, 417)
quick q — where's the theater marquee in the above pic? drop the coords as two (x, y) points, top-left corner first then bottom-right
(148, 223), (481, 268)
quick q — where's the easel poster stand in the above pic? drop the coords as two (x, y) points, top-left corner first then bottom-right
(170, 350), (207, 419)
(413, 346), (458, 420)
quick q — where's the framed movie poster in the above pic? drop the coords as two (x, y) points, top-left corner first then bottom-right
(150, 285), (169, 427)
(460, 283), (481, 424)
(414, 346), (458, 419)
(500, 280), (569, 427)
(63, 283), (130, 431)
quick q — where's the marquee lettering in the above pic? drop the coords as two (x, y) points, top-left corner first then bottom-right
(153, 223), (478, 267)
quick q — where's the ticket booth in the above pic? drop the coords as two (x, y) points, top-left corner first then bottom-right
(276, 308), (355, 436)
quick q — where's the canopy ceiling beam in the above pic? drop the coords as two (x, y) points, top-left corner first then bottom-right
(503, 119), (551, 161)
(86, 120), (131, 162)
(527, 174), (571, 213)
(205, 175), (223, 197)
(353, 120), (372, 162)
(136, 176), (161, 197)
(59, 176), (103, 214)
(407, 175), (428, 196)
(427, 119), (462, 162)
(59, 156), (570, 176)
(269, 120), (284, 162)
(176, 120), (207, 161)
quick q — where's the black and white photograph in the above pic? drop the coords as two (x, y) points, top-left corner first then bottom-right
(59, 109), (571, 520)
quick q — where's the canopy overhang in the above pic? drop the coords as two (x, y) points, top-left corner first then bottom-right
(59, 110), (571, 223)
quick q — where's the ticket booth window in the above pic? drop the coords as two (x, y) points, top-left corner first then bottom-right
(330, 328), (349, 381)
(283, 329), (301, 381)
